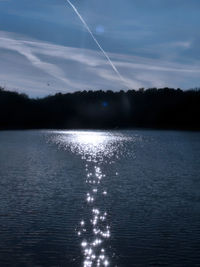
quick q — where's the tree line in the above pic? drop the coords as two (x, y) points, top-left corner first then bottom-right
(0, 87), (199, 130)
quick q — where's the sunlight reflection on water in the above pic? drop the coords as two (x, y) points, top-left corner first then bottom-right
(53, 131), (130, 162)
(50, 131), (131, 266)
(1, 131), (199, 266)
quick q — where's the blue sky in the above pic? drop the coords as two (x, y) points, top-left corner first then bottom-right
(0, 0), (200, 97)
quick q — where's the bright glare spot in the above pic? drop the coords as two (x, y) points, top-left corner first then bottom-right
(86, 193), (94, 203)
(92, 238), (102, 246)
(80, 220), (85, 226)
(92, 208), (100, 215)
(104, 260), (109, 266)
(75, 132), (107, 146)
(81, 241), (88, 247)
(84, 259), (92, 267)
(85, 248), (93, 256)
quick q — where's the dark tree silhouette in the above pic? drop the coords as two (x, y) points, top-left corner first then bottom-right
(0, 87), (199, 130)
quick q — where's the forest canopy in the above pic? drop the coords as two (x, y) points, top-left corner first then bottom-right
(0, 87), (199, 130)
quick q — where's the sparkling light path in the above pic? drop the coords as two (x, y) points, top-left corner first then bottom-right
(52, 131), (131, 266)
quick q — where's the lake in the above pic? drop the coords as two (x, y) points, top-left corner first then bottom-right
(0, 130), (200, 267)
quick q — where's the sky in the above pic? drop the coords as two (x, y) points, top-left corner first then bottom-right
(0, 0), (200, 97)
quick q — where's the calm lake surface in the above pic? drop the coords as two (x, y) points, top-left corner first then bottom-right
(0, 130), (200, 267)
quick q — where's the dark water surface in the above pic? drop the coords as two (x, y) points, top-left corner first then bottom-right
(0, 130), (200, 267)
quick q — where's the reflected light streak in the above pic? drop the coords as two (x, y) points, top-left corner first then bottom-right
(49, 130), (131, 266)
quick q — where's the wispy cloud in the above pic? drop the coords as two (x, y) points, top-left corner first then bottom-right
(0, 31), (200, 97)
(170, 41), (192, 49)
(0, 33), (80, 88)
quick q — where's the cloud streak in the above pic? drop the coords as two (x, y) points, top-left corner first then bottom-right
(66, 0), (129, 88)
(0, 31), (200, 97)
(0, 35), (79, 88)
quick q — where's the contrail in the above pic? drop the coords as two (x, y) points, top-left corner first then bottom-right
(66, 0), (127, 86)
